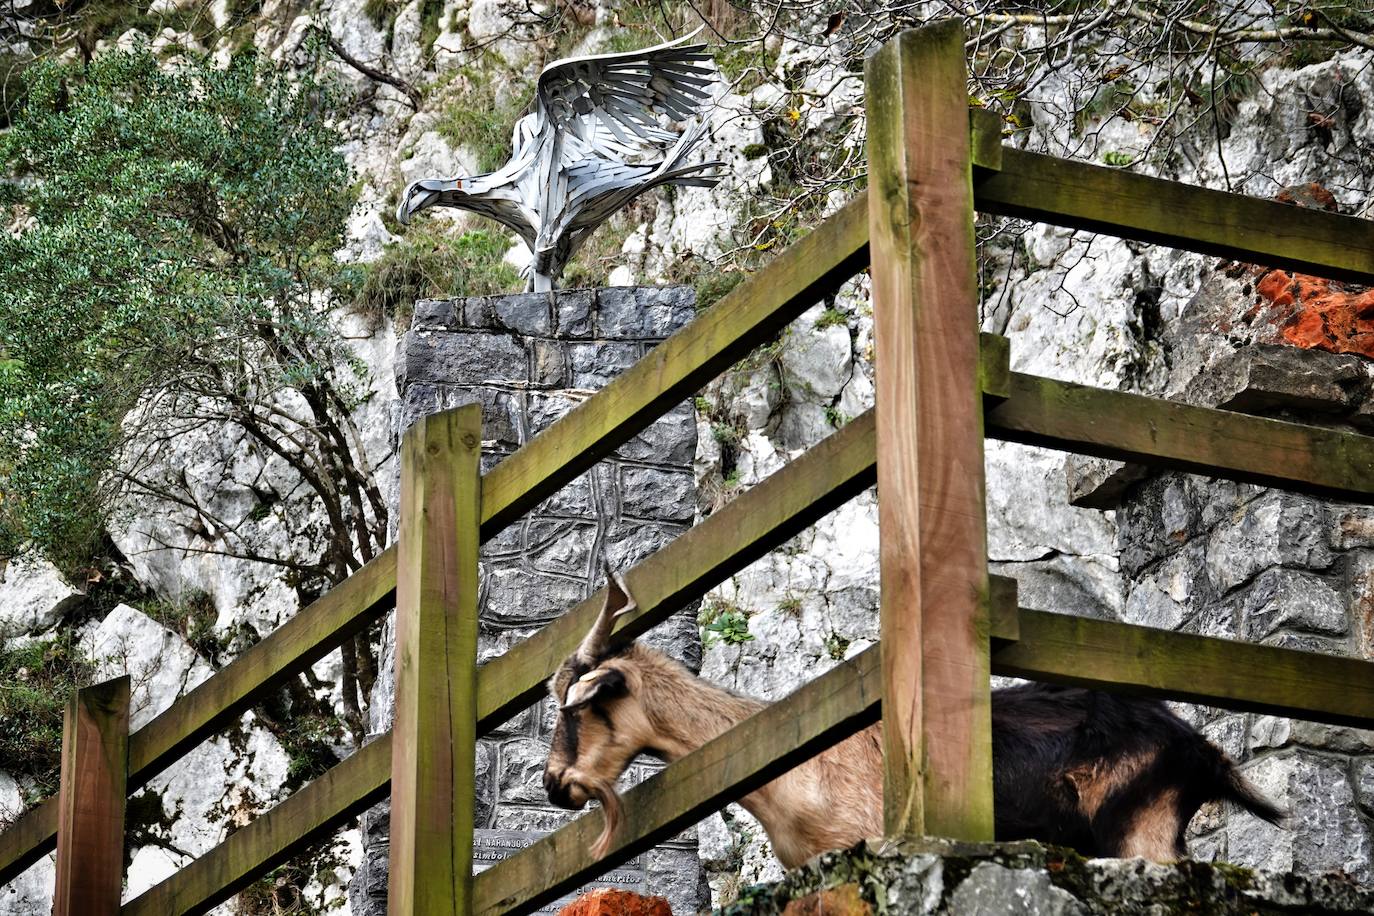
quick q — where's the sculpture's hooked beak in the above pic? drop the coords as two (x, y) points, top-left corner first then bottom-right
(396, 178), (460, 226)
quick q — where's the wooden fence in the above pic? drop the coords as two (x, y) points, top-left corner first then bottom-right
(4, 19), (1374, 916)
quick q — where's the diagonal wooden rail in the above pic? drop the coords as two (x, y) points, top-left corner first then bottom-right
(121, 375), (1374, 913)
(0, 166), (874, 891)
(475, 646), (884, 916)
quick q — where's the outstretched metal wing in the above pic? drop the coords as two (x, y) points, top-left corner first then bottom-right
(536, 27), (717, 160)
(397, 29), (727, 291)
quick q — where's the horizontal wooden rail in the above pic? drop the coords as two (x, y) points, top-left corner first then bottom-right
(10, 344), (1374, 890)
(480, 193), (870, 537)
(480, 582), (1373, 915)
(992, 609), (1374, 730)
(0, 800), (56, 888)
(479, 407), (880, 728)
(473, 645), (883, 916)
(121, 735), (391, 916)
(976, 148), (1374, 286)
(987, 370), (1374, 501)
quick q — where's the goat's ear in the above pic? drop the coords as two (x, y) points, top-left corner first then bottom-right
(561, 666), (628, 711)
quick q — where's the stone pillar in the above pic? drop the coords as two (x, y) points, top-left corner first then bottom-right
(351, 287), (705, 915)
(1068, 250), (1374, 883)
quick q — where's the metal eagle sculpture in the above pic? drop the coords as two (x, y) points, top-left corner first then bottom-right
(396, 29), (724, 292)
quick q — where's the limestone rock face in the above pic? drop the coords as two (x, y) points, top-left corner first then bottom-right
(0, 555), (82, 642)
(1095, 251), (1374, 884)
(83, 603), (213, 730)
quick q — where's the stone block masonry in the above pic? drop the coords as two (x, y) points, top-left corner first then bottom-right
(350, 287), (705, 915)
(1068, 255), (1374, 886)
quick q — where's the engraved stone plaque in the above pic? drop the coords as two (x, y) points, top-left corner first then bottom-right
(472, 829), (647, 914)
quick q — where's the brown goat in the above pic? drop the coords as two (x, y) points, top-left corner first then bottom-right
(543, 569), (1283, 867)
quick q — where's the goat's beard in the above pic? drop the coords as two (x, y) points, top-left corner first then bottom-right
(582, 776), (624, 860)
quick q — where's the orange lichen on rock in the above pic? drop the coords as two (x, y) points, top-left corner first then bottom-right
(781, 884), (873, 916)
(1250, 267), (1374, 359)
(1233, 181), (1374, 358)
(557, 888), (672, 916)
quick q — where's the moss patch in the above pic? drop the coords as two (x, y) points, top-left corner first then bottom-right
(432, 59), (534, 173)
(0, 633), (95, 803)
(357, 226), (522, 321)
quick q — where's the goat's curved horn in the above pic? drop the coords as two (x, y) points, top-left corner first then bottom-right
(576, 561), (638, 663)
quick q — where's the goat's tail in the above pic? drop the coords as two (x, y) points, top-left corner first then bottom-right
(1218, 762), (1286, 826)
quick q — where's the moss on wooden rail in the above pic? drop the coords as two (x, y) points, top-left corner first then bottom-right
(976, 148), (1374, 286)
(993, 610), (1374, 730)
(986, 370), (1374, 501)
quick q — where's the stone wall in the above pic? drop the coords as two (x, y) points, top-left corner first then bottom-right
(1069, 254), (1374, 883)
(350, 287), (706, 915)
(715, 838), (1374, 915)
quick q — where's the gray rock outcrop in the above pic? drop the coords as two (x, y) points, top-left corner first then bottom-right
(716, 838), (1374, 915)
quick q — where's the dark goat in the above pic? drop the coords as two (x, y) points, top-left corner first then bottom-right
(543, 570), (1284, 866)
(992, 684), (1283, 859)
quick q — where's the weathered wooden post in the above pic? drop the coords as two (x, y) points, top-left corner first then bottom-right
(52, 675), (130, 916)
(388, 404), (483, 915)
(864, 22), (995, 840)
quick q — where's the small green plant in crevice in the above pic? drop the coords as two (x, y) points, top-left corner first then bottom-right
(560, 214), (634, 289)
(1101, 150), (1133, 167)
(357, 226), (521, 322)
(814, 306), (848, 330)
(711, 421), (742, 448)
(363, 0), (394, 30)
(694, 269), (745, 312)
(143, 589), (230, 668)
(277, 711), (348, 790)
(824, 632), (851, 661)
(418, 0), (446, 57)
(0, 633), (95, 802)
(776, 595), (802, 616)
(716, 38), (780, 95)
(824, 405), (850, 429)
(700, 599), (754, 647)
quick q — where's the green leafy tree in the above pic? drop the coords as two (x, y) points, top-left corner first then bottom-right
(0, 46), (385, 736)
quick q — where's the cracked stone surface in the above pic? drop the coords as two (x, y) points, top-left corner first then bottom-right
(716, 839), (1374, 915)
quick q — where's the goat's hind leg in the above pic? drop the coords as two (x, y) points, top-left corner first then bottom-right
(1109, 788), (1188, 862)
